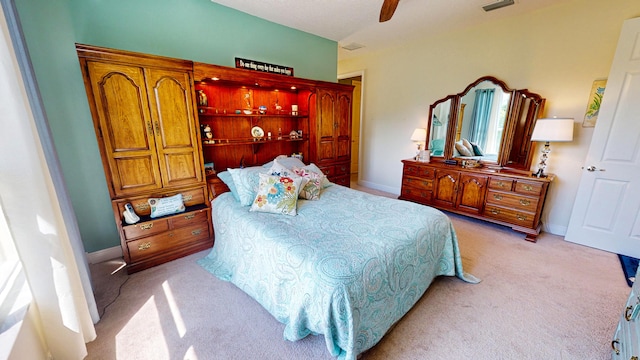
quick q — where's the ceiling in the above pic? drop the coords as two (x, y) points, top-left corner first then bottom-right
(210, 0), (571, 60)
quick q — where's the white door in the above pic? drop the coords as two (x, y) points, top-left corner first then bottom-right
(565, 17), (640, 258)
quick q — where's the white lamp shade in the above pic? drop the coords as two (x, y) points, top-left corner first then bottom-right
(411, 128), (427, 142)
(531, 118), (574, 142)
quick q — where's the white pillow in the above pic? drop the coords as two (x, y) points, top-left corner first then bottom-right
(267, 158), (297, 177)
(462, 138), (474, 154)
(455, 140), (473, 157)
(148, 193), (185, 218)
(262, 156), (306, 170)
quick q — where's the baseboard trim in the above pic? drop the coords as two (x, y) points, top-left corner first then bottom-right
(356, 180), (399, 196)
(86, 246), (122, 264)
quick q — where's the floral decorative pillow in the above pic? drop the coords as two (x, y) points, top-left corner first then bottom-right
(303, 163), (331, 188)
(250, 174), (305, 216)
(292, 166), (325, 200)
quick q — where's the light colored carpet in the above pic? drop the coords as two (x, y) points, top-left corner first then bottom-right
(86, 189), (629, 360)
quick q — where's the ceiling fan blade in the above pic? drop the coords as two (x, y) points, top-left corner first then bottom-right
(379, 0), (400, 22)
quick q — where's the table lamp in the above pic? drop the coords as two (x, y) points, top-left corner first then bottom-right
(530, 118), (574, 177)
(410, 128), (428, 161)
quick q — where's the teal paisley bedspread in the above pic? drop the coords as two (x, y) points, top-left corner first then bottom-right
(198, 184), (478, 360)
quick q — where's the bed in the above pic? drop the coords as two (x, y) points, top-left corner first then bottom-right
(198, 160), (478, 360)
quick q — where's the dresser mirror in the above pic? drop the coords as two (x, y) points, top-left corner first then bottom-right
(428, 96), (453, 157)
(426, 76), (545, 170)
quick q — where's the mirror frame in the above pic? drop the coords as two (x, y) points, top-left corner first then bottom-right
(426, 76), (545, 171)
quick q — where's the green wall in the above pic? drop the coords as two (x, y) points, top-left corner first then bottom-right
(13, 0), (338, 253)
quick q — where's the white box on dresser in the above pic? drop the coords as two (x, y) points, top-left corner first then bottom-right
(612, 267), (640, 359)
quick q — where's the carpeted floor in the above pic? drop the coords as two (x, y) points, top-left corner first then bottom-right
(86, 186), (631, 360)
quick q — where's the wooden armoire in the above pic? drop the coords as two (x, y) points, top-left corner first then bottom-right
(77, 44), (213, 273)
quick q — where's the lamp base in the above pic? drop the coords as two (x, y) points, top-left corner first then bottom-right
(532, 168), (547, 178)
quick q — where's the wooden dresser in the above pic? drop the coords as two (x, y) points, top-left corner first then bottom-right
(399, 159), (553, 241)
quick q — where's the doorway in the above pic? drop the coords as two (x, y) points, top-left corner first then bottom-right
(338, 71), (364, 186)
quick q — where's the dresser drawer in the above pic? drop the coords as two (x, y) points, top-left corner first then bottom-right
(401, 187), (432, 203)
(489, 177), (514, 191)
(515, 181), (543, 196)
(486, 190), (539, 211)
(335, 163), (350, 175)
(404, 164), (435, 179)
(123, 218), (170, 240)
(171, 208), (209, 228)
(484, 205), (536, 228)
(403, 176), (433, 191)
(127, 222), (211, 263)
(318, 165), (335, 177)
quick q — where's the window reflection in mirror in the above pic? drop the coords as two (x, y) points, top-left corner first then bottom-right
(428, 98), (451, 157)
(456, 81), (511, 161)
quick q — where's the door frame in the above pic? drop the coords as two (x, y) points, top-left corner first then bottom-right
(338, 69), (365, 183)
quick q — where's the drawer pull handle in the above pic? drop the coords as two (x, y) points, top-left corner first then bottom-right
(184, 214), (196, 220)
(493, 194), (503, 200)
(625, 304), (640, 321)
(135, 203), (150, 211)
(519, 199), (531, 206)
(139, 223), (153, 230)
(611, 339), (620, 355)
(516, 214), (527, 221)
(497, 181), (506, 187)
(491, 209), (500, 215)
(523, 185), (533, 191)
(183, 194), (193, 202)
(138, 242), (151, 251)
(191, 229), (202, 236)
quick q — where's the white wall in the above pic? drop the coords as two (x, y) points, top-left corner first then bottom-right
(339, 0), (640, 235)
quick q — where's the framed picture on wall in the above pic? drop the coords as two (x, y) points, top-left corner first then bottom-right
(583, 79), (607, 128)
(204, 162), (215, 176)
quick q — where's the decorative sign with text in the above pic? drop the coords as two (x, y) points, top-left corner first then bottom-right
(235, 58), (294, 76)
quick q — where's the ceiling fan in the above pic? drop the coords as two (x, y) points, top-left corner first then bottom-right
(379, 0), (400, 22)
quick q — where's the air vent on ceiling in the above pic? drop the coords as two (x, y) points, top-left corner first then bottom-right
(482, 0), (515, 12)
(341, 43), (365, 51)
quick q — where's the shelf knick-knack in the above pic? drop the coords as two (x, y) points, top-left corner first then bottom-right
(197, 90), (208, 107)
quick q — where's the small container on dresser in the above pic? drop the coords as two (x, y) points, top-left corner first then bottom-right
(612, 267), (640, 359)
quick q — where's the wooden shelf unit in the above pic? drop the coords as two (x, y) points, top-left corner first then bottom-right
(193, 62), (353, 186)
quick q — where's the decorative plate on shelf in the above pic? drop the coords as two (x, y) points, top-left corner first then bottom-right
(251, 126), (264, 138)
